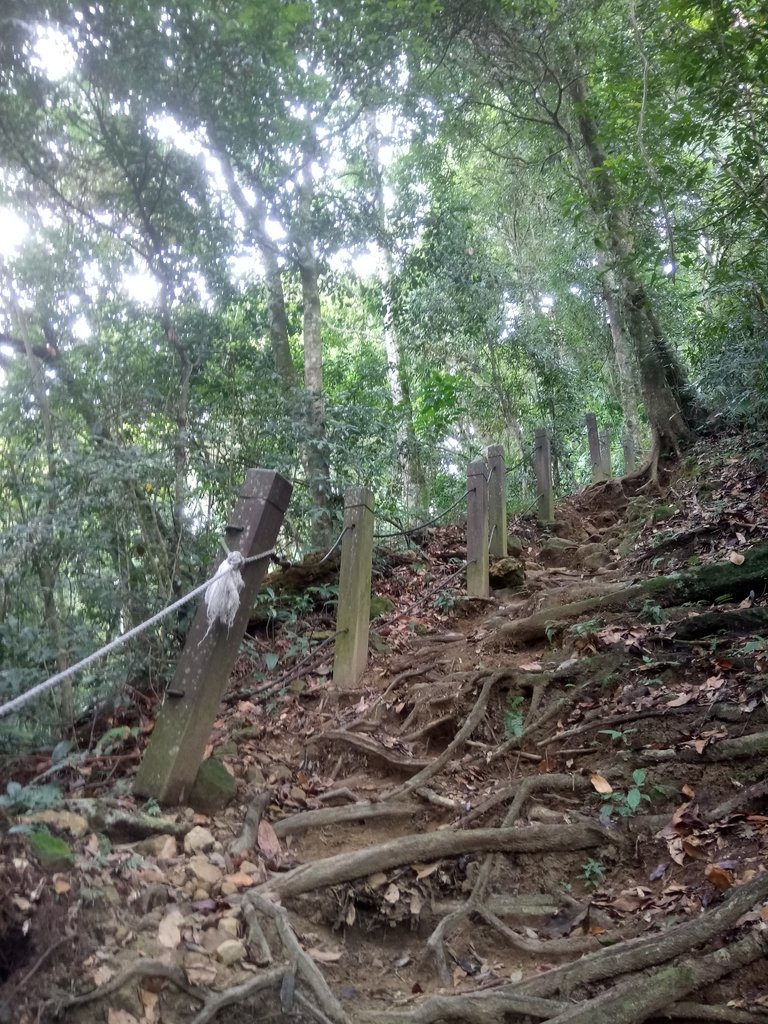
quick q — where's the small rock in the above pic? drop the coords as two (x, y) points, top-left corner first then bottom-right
(216, 939), (246, 965)
(217, 917), (240, 939)
(220, 881), (238, 896)
(189, 759), (237, 815)
(188, 855), (223, 887)
(268, 764), (292, 784)
(507, 535), (524, 558)
(246, 765), (266, 787)
(192, 887), (209, 901)
(289, 786), (307, 803)
(184, 826), (216, 856)
(240, 860), (260, 874)
(539, 536), (579, 567)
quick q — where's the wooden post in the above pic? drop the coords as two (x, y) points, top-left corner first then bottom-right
(332, 487), (375, 690)
(486, 445), (507, 559)
(534, 428), (554, 523)
(466, 461), (489, 598)
(585, 413), (604, 482)
(134, 470), (292, 804)
(622, 432), (636, 473)
(599, 430), (612, 478)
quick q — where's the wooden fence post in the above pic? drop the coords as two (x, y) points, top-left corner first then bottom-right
(622, 432), (636, 473)
(486, 445), (507, 559)
(599, 429), (612, 478)
(535, 428), (554, 523)
(586, 412), (605, 483)
(134, 469), (292, 805)
(332, 487), (375, 690)
(466, 461), (489, 598)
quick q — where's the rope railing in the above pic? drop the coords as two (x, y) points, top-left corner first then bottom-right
(0, 547), (276, 720)
(373, 490), (471, 541)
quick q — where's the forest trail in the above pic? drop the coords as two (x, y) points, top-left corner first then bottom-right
(3, 432), (768, 1024)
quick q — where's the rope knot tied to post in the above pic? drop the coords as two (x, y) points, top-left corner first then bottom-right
(205, 551), (245, 632)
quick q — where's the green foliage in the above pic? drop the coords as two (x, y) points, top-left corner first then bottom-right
(599, 769), (652, 823)
(503, 695), (526, 739)
(580, 858), (606, 889)
(1, 780), (63, 812)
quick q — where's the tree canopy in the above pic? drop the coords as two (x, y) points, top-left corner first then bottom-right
(0, 0), (765, 734)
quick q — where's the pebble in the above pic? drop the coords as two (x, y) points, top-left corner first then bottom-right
(184, 826), (216, 855)
(216, 939), (246, 965)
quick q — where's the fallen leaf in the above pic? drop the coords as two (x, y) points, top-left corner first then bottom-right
(728, 550), (745, 565)
(307, 947), (343, 963)
(383, 883), (400, 904)
(519, 661), (543, 672)
(257, 820), (281, 862)
(413, 862), (441, 880)
(52, 875), (71, 895)
(667, 692), (694, 707)
(186, 963), (217, 987)
(157, 909), (183, 949)
(705, 864), (733, 892)
(107, 1011), (140, 1024)
(590, 773), (613, 795)
(139, 988), (159, 1023)
(92, 965), (114, 986)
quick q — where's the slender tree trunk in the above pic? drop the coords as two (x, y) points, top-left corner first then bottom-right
(213, 145), (298, 387)
(566, 75), (696, 461)
(364, 112), (429, 509)
(3, 265), (74, 731)
(296, 145), (333, 546)
(598, 260), (642, 450)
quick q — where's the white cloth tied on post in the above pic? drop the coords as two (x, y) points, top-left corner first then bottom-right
(204, 550), (245, 634)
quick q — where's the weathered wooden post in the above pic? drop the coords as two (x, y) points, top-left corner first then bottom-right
(622, 432), (636, 473)
(534, 428), (554, 524)
(466, 461), (489, 598)
(599, 429), (612, 478)
(332, 487), (375, 690)
(486, 445), (507, 559)
(134, 470), (292, 804)
(586, 413), (605, 483)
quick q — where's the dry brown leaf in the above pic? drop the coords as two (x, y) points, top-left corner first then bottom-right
(413, 861), (441, 880)
(92, 965), (114, 986)
(157, 909), (183, 949)
(306, 947), (343, 963)
(107, 1010), (140, 1024)
(728, 550), (745, 565)
(383, 883), (400, 904)
(186, 963), (217, 987)
(257, 820), (281, 861)
(52, 875), (71, 895)
(139, 988), (159, 1023)
(225, 872), (256, 889)
(590, 773), (613, 795)
(704, 864), (733, 892)
(667, 692), (694, 707)
(681, 784), (696, 798)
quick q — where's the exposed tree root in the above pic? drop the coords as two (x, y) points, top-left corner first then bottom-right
(43, 957), (288, 1024)
(245, 894), (351, 1024)
(230, 790), (272, 856)
(309, 729), (433, 772)
(639, 729), (768, 764)
(516, 869), (768, 998)
(657, 1005), (768, 1023)
(380, 669), (514, 802)
(357, 991), (567, 1024)
(492, 542), (768, 647)
(546, 930), (768, 1024)
(260, 822), (607, 899)
(273, 800), (420, 838)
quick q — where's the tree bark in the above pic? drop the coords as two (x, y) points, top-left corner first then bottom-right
(364, 111), (429, 510)
(296, 139), (333, 546)
(566, 75), (697, 461)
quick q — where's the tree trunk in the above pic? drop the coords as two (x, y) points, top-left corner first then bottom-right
(296, 145), (333, 547)
(598, 260), (643, 452)
(3, 266), (74, 732)
(566, 75), (696, 463)
(364, 112), (429, 510)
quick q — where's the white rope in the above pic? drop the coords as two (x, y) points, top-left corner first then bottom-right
(0, 547), (275, 720)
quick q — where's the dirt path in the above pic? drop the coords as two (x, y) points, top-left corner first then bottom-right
(3, 434), (768, 1024)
